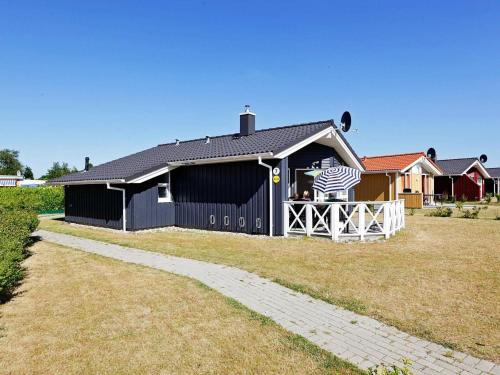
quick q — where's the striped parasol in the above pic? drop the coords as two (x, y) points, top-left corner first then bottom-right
(312, 166), (361, 193)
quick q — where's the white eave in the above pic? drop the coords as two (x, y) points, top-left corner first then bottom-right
(460, 160), (491, 179)
(50, 179), (125, 186)
(401, 156), (443, 176)
(168, 152), (274, 167)
(0, 175), (24, 180)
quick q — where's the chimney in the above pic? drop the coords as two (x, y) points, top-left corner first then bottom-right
(84, 157), (90, 171)
(240, 105), (255, 136)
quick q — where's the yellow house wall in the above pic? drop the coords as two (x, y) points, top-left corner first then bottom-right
(355, 173), (396, 201)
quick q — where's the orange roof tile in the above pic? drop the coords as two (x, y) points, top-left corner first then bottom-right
(361, 152), (429, 172)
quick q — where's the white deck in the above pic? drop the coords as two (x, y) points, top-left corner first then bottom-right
(283, 200), (405, 241)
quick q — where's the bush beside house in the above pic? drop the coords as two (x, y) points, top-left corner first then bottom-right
(0, 186), (64, 212)
(0, 196), (40, 301)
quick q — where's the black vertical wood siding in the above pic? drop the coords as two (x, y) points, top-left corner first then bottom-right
(172, 161), (269, 234)
(64, 142), (353, 235)
(127, 175), (175, 230)
(65, 184), (125, 230)
(270, 158), (288, 236)
(288, 142), (346, 189)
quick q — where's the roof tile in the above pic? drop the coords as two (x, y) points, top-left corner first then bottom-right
(361, 152), (429, 172)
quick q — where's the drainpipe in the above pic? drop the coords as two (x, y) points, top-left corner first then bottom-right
(385, 173), (392, 201)
(258, 157), (273, 237)
(107, 182), (126, 232)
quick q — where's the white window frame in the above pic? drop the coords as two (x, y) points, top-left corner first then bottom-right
(157, 174), (172, 203)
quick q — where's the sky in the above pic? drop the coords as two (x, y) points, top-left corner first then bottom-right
(1, 0), (499, 177)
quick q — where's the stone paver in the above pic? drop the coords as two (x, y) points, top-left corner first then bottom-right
(35, 230), (499, 374)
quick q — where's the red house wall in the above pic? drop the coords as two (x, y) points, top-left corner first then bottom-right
(453, 175), (481, 201)
(434, 167), (486, 201)
(455, 167), (486, 201)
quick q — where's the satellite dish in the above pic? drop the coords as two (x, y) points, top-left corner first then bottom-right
(480, 154), (488, 163)
(427, 147), (436, 160)
(340, 111), (351, 132)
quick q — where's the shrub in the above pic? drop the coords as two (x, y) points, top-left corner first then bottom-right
(496, 194), (500, 203)
(0, 208), (39, 301)
(484, 193), (492, 205)
(425, 207), (453, 217)
(368, 358), (414, 375)
(0, 186), (64, 212)
(460, 206), (485, 219)
(459, 194), (467, 203)
(408, 208), (415, 216)
(455, 201), (464, 211)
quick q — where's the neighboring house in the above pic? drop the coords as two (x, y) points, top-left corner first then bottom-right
(19, 179), (46, 188)
(485, 168), (500, 196)
(354, 152), (442, 208)
(434, 158), (491, 201)
(0, 175), (23, 187)
(50, 110), (364, 235)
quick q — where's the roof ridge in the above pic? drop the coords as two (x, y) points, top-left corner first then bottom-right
(157, 119), (333, 146)
(362, 152), (425, 160)
(437, 157), (478, 162)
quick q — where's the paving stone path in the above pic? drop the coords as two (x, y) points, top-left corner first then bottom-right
(35, 230), (499, 375)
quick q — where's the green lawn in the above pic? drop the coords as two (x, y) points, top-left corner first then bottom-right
(39, 215), (500, 362)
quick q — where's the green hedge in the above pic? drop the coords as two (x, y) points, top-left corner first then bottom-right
(0, 186), (64, 212)
(0, 208), (39, 301)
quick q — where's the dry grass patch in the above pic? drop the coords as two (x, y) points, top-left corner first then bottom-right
(0, 241), (360, 375)
(39, 216), (500, 361)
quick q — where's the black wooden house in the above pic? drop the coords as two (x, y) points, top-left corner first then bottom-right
(50, 110), (364, 236)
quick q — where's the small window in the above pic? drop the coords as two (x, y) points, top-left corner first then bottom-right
(158, 174), (172, 203)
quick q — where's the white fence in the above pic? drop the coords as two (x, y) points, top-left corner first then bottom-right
(283, 200), (405, 241)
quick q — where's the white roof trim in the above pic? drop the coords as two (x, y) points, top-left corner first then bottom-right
(168, 152), (273, 167)
(51, 179), (126, 186)
(402, 156), (443, 176)
(0, 175), (23, 180)
(128, 165), (178, 184)
(461, 160), (491, 178)
(273, 127), (365, 171)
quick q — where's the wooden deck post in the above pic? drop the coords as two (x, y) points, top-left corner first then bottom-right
(331, 203), (340, 242)
(305, 204), (313, 237)
(383, 202), (391, 239)
(399, 200), (404, 229)
(358, 204), (365, 240)
(283, 202), (290, 237)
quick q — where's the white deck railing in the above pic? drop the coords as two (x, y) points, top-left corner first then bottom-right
(283, 200), (405, 241)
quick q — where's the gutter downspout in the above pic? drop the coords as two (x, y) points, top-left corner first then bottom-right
(385, 172), (392, 201)
(107, 182), (126, 232)
(258, 157), (273, 237)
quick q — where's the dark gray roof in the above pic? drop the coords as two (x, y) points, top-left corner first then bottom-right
(487, 168), (500, 178)
(436, 158), (481, 175)
(51, 119), (360, 184)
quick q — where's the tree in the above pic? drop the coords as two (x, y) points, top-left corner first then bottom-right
(23, 166), (34, 179)
(0, 149), (23, 175)
(41, 162), (78, 180)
